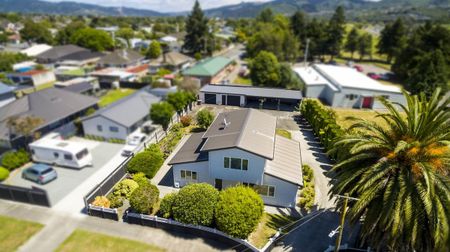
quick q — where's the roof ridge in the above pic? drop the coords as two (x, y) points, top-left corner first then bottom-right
(235, 108), (252, 147)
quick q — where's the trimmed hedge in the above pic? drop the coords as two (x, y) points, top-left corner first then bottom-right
(215, 186), (264, 238)
(112, 179), (139, 199)
(298, 165), (315, 211)
(129, 183), (160, 214)
(158, 193), (177, 218)
(2, 149), (30, 171)
(132, 172), (149, 187)
(0, 167), (9, 181)
(172, 183), (219, 226)
(127, 144), (164, 178)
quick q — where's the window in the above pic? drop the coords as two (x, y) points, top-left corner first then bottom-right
(97, 125), (103, 132)
(53, 152), (59, 158)
(242, 159), (248, 170)
(76, 149), (89, 160)
(230, 158), (241, 169)
(242, 182), (255, 187)
(64, 154), (73, 160)
(109, 126), (119, 132)
(224, 157), (249, 170)
(180, 170), (197, 180)
(224, 157), (230, 168)
(254, 185), (275, 197)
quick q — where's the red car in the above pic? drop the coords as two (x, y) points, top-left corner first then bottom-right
(353, 65), (363, 72)
(367, 72), (381, 80)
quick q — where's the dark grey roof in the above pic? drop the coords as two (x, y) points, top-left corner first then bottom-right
(0, 82), (15, 95)
(36, 45), (88, 62)
(62, 82), (93, 94)
(200, 84), (303, 100)
(83, 90), (160, 128)
(98, 49), (144, 66)
(201, 109), (277, 159)
(168, 133), (209, 165)
(58, 50), (105, 62)
(0, 88), (98, 140)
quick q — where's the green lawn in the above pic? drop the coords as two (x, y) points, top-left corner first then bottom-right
(233, 76), (252, 85)
(248, 213), (297, 248)
(334, 108), (387, 129)
(0, 215), (43, 252)
(276, 129), (292, 139)
(56, 229), (164, 252)
(98, 88), (136, 107)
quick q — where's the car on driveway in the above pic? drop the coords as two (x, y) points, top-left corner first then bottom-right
(367, 72), (381, 80)
(22, 164), (57, 184)
(121, 133), (147, 157)
(353, 65), (363, 72)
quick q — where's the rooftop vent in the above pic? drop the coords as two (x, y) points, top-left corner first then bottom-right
(219, 116), (231, 130)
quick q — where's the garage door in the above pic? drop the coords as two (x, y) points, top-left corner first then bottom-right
(227, 95), (241, 106)
(204, 93), (216, 104)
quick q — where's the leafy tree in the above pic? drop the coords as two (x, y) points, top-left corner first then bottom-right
(279, 63), (304, 90)
(0, 167), (9, 181)
(116, 27), (134, 47)
(183, 0), (209, 54)
(172, 183), (219, 226)
(147, 41), (162, 59)
(127, 144), (164, 178)
(377, 18), (407, 63)
(0, 52), (29, 72)
(249, 51), (280, 87)
(55, 21), (86, 45)
(305, 18), (328, 60)
(357, 33), (373, 60)
(0, 33), (7, 44)
(7, 115), (44, 139)
(167, 92), (188, 114)
(1, 149), (30, 171)
(129, 183), (159, 214)
(112, 179), (139, 199)
(150, 102), (175, 130)
(330, 89), (450, 251)
(290, 11), (307, 42)
(21, 20), (53, 44)
(70, 28), (113, 52)
(345, 27), (359, 59)
(256, 8), (274, 23)
(196, 109), (214, 130)
(215, 186), (264, 238)
(326, 6), (346, 58)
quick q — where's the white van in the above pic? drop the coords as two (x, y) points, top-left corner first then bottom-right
(29, 133), (93, 169)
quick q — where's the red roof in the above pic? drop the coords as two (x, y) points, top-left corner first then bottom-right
(126, 64), (149, 74)
(18, 70), (49, 76)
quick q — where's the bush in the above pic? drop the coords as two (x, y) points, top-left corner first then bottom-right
(113, 179), (139, 199)
(92, 196), (111, 208)
(196, 110), (214, 129)
(132, 172), (149, 187)
(158, 193), (176, 218)
(298, 165), (315, 211)
(180, 115), (192, 127)
(129, 183), (160, 214)
(107, 194), (123, 208)
(172, 183), (219, 226)
(127, 144), (164, 178)
(2, 149), (30, 171)
(215, 186), (264, 238)
(0, 167), (9, 181)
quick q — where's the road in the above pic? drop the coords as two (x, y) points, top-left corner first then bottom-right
(217, 44), (246, 84)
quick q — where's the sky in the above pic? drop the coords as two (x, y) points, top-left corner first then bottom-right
(43, 0), (272, 13)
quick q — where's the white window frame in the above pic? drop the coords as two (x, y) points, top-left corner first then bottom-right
(254, 185), (276, 197)
(223, 157), (248, 171)
(180, 170), (197, 181)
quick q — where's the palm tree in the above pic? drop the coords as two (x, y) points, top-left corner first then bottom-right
(330, 89), (450, 251)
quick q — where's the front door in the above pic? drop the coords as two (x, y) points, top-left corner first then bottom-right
(362, 97), (374, 109)
(215, 179), (223, 190)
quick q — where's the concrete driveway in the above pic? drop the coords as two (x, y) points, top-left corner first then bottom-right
(4, 139), (124, 206)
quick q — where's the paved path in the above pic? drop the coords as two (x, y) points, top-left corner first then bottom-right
(0, 200), (227, 252)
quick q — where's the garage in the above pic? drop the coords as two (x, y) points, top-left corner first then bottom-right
(204, 93), (216, 104)
(226, 95), (241, 106)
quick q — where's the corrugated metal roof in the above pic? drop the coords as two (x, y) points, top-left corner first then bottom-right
(265, 136), (303, 185)
(200, 84), (303, 100)
(183, 56), (233, 77)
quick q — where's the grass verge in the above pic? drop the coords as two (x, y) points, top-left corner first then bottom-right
(334, 108), (387, 130)
(56, 229), (164, 252)
(276, 129), (292, 139)
(248, 213), (297, 248)
(233, 76), (252, 85)
(0, 215), (43, 252)
(99, 88), (136, 107)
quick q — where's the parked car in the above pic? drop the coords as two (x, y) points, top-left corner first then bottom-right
(328, 60), (338, 65)
(353, 65), (363, 72)
(346, 60), (354, 67)
(367, 72), (381, 80)
(22, 164), (57, 184)
(121, 133), (147, 157)
(379, 72), (395, 81)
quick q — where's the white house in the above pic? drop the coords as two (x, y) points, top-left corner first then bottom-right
(8, 70), (56, 87)
(20, 44), (52, 57)
(294, 64), (406, 109)
(169, 109), (303, 207)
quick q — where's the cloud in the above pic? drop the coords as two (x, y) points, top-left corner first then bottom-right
(42, 0), (271, 12)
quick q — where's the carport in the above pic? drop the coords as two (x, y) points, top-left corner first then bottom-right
(199, 84), (302, 111)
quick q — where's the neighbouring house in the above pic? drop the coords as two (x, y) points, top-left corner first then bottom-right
(56, 50), (105, 67)
(8, 70), (56, 87)
(36, 45), (88, 64)
(12, 61), (37, 73)
(55, 77), (99, 95)
(90, 68), (137, 88)
(0, 82), (16, 108)
(54, 66), (88, 81)
(81, 91), (161, 140)
(294, 64), (406, 109)
(149, 51), (194, 74)
(145, 86), (178, 99)
(199, 84), (302, 110)
(20, 44), (52, 57)
(159, 35), (183, 52)
(126, 64), (149, 78)
(182, 56), (234, 86)
(97, 49), (145, 68)
(0, 88), (98, 149)
(169, 109), (302, 207)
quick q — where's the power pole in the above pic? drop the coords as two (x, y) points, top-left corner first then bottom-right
(335, 193), (349, 252)
(304, 38), (310, 67)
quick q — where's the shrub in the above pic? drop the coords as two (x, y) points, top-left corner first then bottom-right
(180, 115), (192, 127)
(113, 179), (139, 199)
(129, 183), (159, 214)
(158, 193), (177, 218)
(196, 109), (214, 129)
(0, 167), (9, 181)
(215, 186), (264, 238)
(107, 194), (123, 208)
(91, 196), (111, 208)
(127, 144), (164, 178)
(132, 172), (149, 187)
(298, 165), (315, 211)
(172, 183), (219, 226)
(2, 149), (30, 171)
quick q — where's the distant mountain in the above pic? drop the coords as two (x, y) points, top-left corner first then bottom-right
(0, 0), (165, 16)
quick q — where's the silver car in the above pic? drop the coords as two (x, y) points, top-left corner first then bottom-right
(22, 164), (57, 184)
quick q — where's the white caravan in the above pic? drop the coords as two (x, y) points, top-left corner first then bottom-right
(29, 133), (93, 169)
